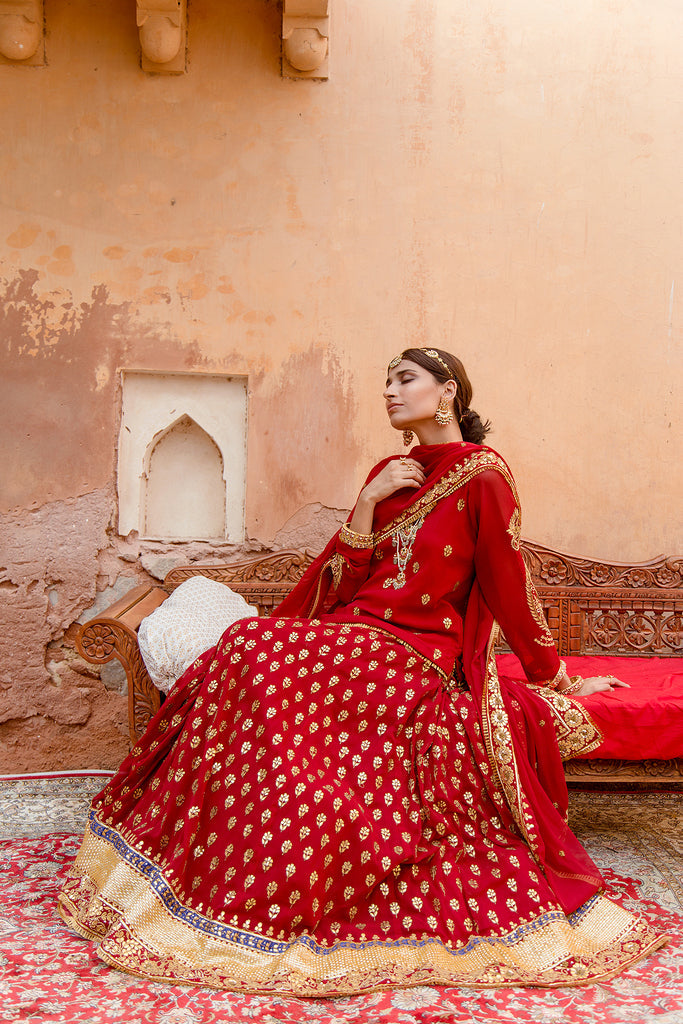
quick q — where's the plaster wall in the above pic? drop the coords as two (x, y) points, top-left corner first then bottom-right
(0, 0), (681, 770)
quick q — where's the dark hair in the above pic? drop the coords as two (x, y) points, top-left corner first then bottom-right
(394, 348), (492, 444)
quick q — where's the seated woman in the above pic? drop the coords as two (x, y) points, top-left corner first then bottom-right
(58, 348), (664, 995)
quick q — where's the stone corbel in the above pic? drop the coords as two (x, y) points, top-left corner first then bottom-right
(137, 0), (186, 74)
(282, 0), (329, 79)
(0, 0), (44, 65)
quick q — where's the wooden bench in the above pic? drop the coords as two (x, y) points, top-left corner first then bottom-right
(76, 543), (683, 785)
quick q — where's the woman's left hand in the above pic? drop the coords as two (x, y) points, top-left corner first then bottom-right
(574, 675), (630, 696)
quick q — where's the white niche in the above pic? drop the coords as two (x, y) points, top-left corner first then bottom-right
(118, 371), (247, 542)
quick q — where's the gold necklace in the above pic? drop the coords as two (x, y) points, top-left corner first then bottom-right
(383, 515), (424, 589)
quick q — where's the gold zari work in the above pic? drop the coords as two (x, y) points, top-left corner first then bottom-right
(60, 827), (663, 995)
(58, 448), (664, 996)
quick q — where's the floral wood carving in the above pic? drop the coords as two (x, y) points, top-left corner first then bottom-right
(584, 608), (682, 654)
(564, 758), (683, 781)
(79, 622), (118, 662)
(522, 542), (682, 591)
(164, 550), (316, 590)
(78, 619), (160, 742)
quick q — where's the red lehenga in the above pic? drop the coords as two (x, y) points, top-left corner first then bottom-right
(59, 443), (664, 994)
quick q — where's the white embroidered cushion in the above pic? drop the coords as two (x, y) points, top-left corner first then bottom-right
(138, 576), (258, 694)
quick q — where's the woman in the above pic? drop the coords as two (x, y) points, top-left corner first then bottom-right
(59, 348), (663, 994)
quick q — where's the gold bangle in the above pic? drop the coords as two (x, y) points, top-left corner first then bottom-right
(546, 660), (567, 690)
(559, 675), (583, 696)
(339, 523), (375, 549)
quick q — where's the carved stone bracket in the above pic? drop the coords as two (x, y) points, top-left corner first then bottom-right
(282, 0), (329, 79)
(0, 0), (43, 65)
(137, 0), (186, 74)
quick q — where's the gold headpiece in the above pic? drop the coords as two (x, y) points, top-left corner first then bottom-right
(388, 348), (455, 381)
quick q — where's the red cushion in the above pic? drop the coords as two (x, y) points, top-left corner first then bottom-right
(496, 654), (683, 760)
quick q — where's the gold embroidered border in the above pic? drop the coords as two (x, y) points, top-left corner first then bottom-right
(524, 567), (556, 647)
(328, 552), (347, 589)
(507, 507), (521, 551)
(58, 826), (664, 996)
(304, 555), (341, 616)
(529, 687), (604, 760)
(373, 450), (520, 545)
(480, 621), (540, 856)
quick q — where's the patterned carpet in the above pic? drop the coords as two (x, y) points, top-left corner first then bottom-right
(1, 776), (682, 1024)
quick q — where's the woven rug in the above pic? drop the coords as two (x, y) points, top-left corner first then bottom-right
(1, 777), (682, 1024)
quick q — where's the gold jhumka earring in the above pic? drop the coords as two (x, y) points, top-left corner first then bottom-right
(435, 397), (454, 426)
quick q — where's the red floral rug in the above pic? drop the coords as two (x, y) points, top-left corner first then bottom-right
(1, 784), (682, 1023)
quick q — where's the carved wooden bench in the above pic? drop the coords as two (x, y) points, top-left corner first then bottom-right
(77, 543), (683, 785)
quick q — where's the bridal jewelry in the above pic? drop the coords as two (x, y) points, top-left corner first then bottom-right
(403, 429), (414, 446)
(384, 515), (424, 589)
(561, 675), (584, 696)
(435, 397), (454, 426)
(388, 349), (456, 383)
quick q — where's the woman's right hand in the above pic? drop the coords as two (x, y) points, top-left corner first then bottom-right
(360, 458), (425, 505)
(348, 459), (425, 536)
(575, 675), (630, 696)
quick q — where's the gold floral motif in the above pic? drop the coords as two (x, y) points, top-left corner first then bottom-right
(507, 507), (521, 550)
(328, 553), (346, 589)
(524, 567), (556, 646)
(374, 450), (520, 544)
(530, 685), (603, 759)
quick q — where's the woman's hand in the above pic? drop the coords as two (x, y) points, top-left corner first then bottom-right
(348, 459), (425, 536)
(360, 458), (425, 505)
(570, 676), (630, 697)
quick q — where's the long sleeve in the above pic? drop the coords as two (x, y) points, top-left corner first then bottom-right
(468, 469), (562, 685)
(327, 527), (375, 604)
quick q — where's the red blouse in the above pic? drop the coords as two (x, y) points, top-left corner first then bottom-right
(319, 444), (561, 686)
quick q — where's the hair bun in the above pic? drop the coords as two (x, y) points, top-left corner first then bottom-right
(460, 407), (491, 445)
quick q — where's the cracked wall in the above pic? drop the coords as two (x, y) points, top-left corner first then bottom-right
(1, 0), (681, 771)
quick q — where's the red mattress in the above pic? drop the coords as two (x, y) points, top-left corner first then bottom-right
(496, 654), (683, 760)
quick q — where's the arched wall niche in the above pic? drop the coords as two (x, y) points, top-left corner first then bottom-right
(142, 414), (226, 540)
(118, 370), (247, 542)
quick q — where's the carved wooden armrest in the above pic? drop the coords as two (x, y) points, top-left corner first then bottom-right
(76, 584), (168, 743)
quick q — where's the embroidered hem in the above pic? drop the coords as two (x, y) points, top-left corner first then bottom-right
(58, 824), (665, 996)
(530, 685), (604, 760)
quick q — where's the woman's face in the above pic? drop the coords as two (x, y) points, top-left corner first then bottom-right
(383, 359), (446, 432)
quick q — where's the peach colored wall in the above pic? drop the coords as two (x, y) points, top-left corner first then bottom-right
(0, 0), (681, 769)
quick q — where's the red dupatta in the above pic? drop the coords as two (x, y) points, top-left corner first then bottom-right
(276, 442), (604, 914)
(277, 442), (483, 619)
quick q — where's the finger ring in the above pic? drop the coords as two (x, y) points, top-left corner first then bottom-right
(400, 457), (407, 465)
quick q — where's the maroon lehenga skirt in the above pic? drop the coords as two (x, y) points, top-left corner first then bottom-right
(58, 616), (662, 995)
